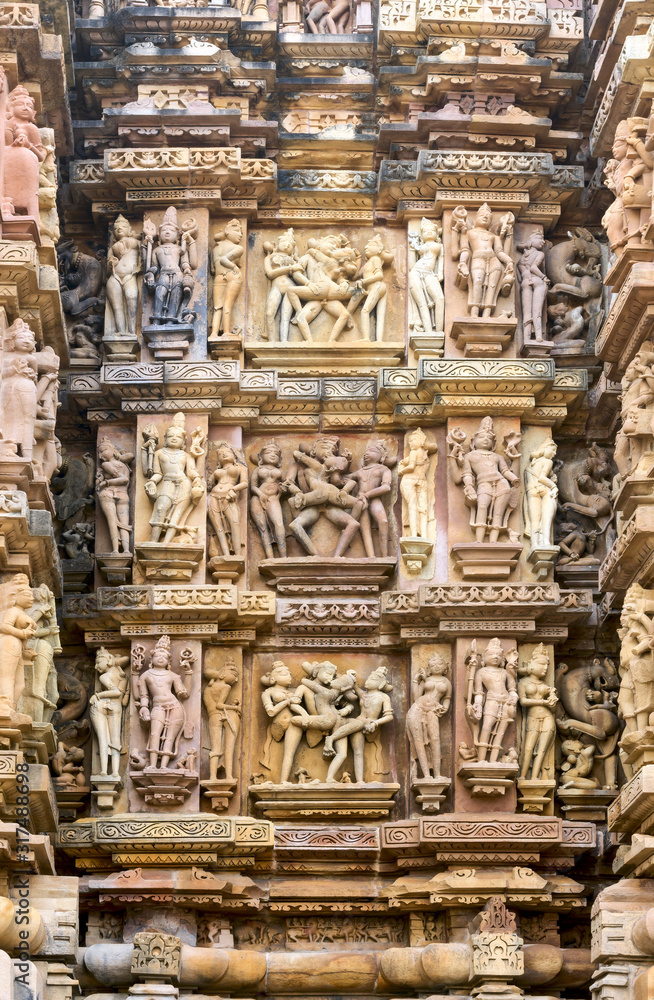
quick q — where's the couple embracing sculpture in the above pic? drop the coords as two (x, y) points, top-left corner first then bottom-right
(260, 659), (393, 784)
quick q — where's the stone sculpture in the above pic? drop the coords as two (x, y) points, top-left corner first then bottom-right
(449, 417), (521, 544)
(4, 86), (45, 224)
(105, 215), (142, 347)
(141, 413), (206, 545)
(283, 436), (364, 558)
(210, 219), (244, 341)
(517, 645), (557, 782)
(38, 128), (59, 244)
(143, 207), (198, 327)
(0, 318), (39, 463)
(58, 242), (105, 317)
(207, 443), (248, 558)
(408, 218), (444, 336)
(614, 342), (654, 481)
(32, 347), (60, 480)
(96, 438), (133, 555)
(354, 234), (394, 341)
(463, 638), (519, 764)
(517, 233), (549, 345)
(263, 229), (305, 342)
(556, 658), (619, 789)
(398, 428), (437, 540)
(451, 203), (515, 318)
(134, 635), (192, 770)
(545, 228), (603, 349)
(304, 0), (353, 32)
(346, 441), (393, 558)
(90, 647), (130, 778)
(523, 437), (558, 577)
(406, 653), (451, 781)
(260, 659), (394, 785)
(18, 585), (60, 725)
(0, 574), (36, 718)
(249, 442), (287, 558)
(203, 656), (241, 782)
(602, 116), (654, 251)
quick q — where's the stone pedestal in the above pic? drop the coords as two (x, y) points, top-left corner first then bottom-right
(411, 777), (451, 813)
(130, 766), (199, 808)
(451, 543), (522, 580)
(400, 537), (434, 575)
(201, 777), (237, 811)
(208, 554), (245, 584)
(450, 317), (517, 357)
(104, 336), (140, 362)
(142, 321), (194, 359)
(526, 543), (559, 580)
(517, 777), (556, 813)
(91, 774), (123, 810)
(135, 542), (204, 583)
(259, 556), (396, 591)
(249, 781), (399, 820)
(458, 760), (519, 796)
(96, 552), (133, 585)
(557, 785), (618, 822)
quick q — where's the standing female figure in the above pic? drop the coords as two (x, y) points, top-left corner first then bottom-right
(408, 218), (444, 336)
(260, 661), (304, 783)
(0, 574), (36, 716)
(105, 215), (141, 340)
(207, 443), (248, 557)
(406, 654), (451, 780)
(398, 428), (437, 539)
(249, 442), (287, 558)
(523, 438), (558, 548)
(517, 233), (549, 343)
(97, 437), (133, 555)
(90, 647), (130, 777)
(518, 645), (557, 781)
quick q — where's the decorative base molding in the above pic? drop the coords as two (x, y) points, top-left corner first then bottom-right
(400, 536), (434, 575)
(458, 760), (519, 796)
(517, 777), (556, 813)
(135, 542), (204, 583)
(208, 333), (243, 359)
(249, 781), (400, 820)
(201, 777), (237, 811)
(451, 542), (522, 580)
(521, 339), (553, 358)
(411, 776), (451, 813)
(450, 316), (516, 357)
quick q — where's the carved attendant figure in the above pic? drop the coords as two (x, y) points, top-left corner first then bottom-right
(5, 86), (45, 222)
(0, 318), (38, 462)
(263, 230), (306, 341)
(523, 438), (558, 549)
(346, 441), (393, 557)
(0, 574), (36, 716)
(204, 656), (241, 781)
(19, 585), (60, 724)
(249, 442), (287, 559)
(406, 654), (451, 780)
(408, 218), (444, 335)
(90, 647), (130, 778)
(517, 645), (557, 781)
(398, 428), (437, 539)
(142, 413), (206, 545)
(260, 661), (303, 783)
(210, 219), (244, 339)
(207, 443), (248, 558)
(354, 234), (394, 341)
(106, 215), (142, 341)
(452, 203), (515, 318)
(96, 438), (133, 555)
(517, 233), (549, 343)
(322, 666), (394, 783)
(135, 635), (190, 770)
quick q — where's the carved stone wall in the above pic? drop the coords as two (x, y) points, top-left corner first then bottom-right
(0, 0), (648, 998)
